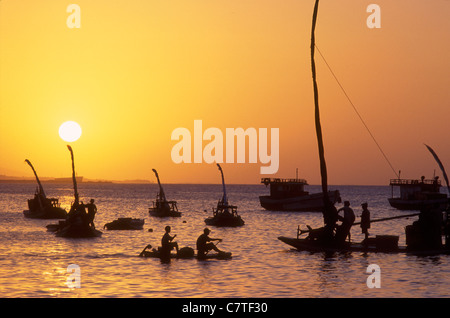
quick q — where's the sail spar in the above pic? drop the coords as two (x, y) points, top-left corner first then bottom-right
(425, 144), (450, 195)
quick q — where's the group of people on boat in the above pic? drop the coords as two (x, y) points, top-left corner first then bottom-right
(313, 200), (371, 245)
(66, 199), (98, 229)
(161, 226), (225, 258)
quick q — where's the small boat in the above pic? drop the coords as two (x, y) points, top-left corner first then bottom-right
(204, 164), (245, 227)
(103, 218), (145, 230)
(23, 159), (67, 219)
(278, 235), (405, 254)
(388, 176), (448, 211)
(148, 169), (182, 217)
(259, 177), (341, 212)
(54, 220), (102, 238)
(52, 145), (102, 238)
(139, 244), (232, 260)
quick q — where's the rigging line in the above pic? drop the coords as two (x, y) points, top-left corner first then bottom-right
(314, 44), (399, 178)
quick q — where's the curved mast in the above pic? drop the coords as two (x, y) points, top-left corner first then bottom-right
(67, 145), (79, 205)
(217, 164), (228, 206)
(152, 168), (167, 202)
(24, 159), (46, 198)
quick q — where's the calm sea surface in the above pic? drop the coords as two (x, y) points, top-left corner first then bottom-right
(0, 182), (449, 298)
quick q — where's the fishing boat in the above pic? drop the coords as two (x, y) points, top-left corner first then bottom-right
(204, 164), (245, 227)
(259, 177), (341, 212)
(388, 176), (449, 211)
(23, 159), (67, 219)
(278, 1), (450, 255)
(148, 169), (182, 217)
(52, 145), (102, 238)
(139, 244), (232, 260)
(103, 218), (145, 230)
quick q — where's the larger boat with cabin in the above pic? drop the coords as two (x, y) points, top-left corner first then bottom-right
(388, 176), (448, 211)
(259, 177), (341, 212)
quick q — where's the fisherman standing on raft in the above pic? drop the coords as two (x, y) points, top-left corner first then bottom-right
(360, 202), (371, 241)
(336, 201), (355, 243)
(86, 199), (97, 228)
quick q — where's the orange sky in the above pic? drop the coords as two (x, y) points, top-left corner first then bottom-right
(0, 0), (449, 185)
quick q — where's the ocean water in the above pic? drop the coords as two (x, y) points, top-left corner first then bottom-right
(0, 182), (449, 298)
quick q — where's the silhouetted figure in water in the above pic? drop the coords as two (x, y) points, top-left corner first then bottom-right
(196, 228), (222, 258)
(86, 199), (97, 228)
(360, 202), (371, 241)
(336, 201), (355, 243)
(161, 226), (179, 255)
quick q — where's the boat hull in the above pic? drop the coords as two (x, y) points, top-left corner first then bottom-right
(260, 190), (341, 212)
(388, 198), (449, 211)
(104, 218), (145, 230)
(140, 248), (232, 260)
(204, 215), (245, 227)
(278, 236), (450, 255)
(23, 206), (67, 219)
(149, 209), (182, 217)
(49, 220), (102, 238)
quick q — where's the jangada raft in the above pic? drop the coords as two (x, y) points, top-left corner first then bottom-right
(148, 169), (182, 217)
(103, 218), (145, 230)
(204, 164), (244, 227)
(139, 244), (232, 260)
(23, 159), (67, 219)
(279, 207), (450, 255)
(50, 145), (102, 238)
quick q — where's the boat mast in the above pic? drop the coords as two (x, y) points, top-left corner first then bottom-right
(67, 145), (79, 205)
(310, 0), (333, 220)
(217, 164), (228, 206)
(152, 169), (167, 202)
(425, 144), (450, 195)
(24, 159), (46, 198)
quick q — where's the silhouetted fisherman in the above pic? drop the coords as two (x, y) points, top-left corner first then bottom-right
(67, 201), (87, 226)
(360, 202), (371, 241)
(196, 228), (222, 258)
(336, 201), (355, 243)
(86, 199), (97, 228)
(161, 226), (179, 255)
(320, 200), (339, 243)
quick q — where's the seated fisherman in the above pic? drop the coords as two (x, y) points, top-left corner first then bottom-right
(161, 226), (179, 254)
(196, 228), (222, 258)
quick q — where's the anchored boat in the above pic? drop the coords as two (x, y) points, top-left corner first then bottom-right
(52, 145), (102, 238)
(204, 164), (244, 227)
(23, 159), (67, 219)
(104, 218), (145, 230)
(388, 176), (448, 211)
(259, 177), (341, 212)
(148, 169), (182, 217)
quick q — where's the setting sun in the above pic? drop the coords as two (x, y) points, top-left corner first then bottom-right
(59, 121), (82, 142)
